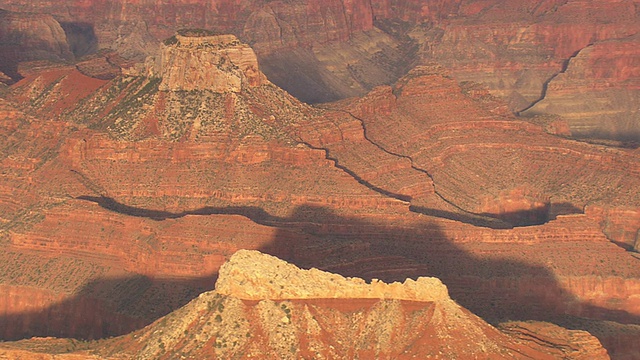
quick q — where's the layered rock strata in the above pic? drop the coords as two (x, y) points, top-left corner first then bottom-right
(158, 32), (266, 92)
(0, 250), (611, 359)
(522, 36), (640, 141)
(336, 66), (640, 234)
(1, 0), (637, 115)
(1, 26), (639, 360)
(0, 9), (74, 81)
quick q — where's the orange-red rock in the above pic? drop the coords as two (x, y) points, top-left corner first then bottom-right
(2, 0), (638, 114)
(0, 18), (639, 359)
(522, 36), (640, 141)
(0, 251), (612, 359)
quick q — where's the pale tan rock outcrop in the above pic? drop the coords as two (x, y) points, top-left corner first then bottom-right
(216, 249), (449, 301)
(0, 249), (608, 360)
(0, 70), (11, 84)
(158, 33), (266, 92)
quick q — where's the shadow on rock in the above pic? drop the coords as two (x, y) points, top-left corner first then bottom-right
(0, 203), (637, 359)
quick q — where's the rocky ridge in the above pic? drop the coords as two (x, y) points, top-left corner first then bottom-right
(0, 23), (639, 360)
(0, 250), (611, 359)
(216, 249), (449, 301)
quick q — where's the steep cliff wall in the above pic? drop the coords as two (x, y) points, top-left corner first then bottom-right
(0, 0), (374, 55)
(2, 0), (637, 115)
(585, 205), (640, 251)
(0, 9), (73, 81)
(522, 36), (640, 141)
(158, 33), (266, 92)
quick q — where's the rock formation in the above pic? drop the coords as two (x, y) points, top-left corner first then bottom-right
(216, 250), (449, 302)
(0, 9), (639, 359)
(0, 250), (611, 359)
(1, 0), (638, 127)
(335, 65), (640, 232)
(585, 205), (640, 251)
(0, 9), (74, 81)
(521, 35), (640, 141)
(158, 31), (266, 92)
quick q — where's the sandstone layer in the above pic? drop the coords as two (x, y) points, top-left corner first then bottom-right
(0, 250), (611, 359)
(1, 0), (638, 130)
(0, 25), (639, 360)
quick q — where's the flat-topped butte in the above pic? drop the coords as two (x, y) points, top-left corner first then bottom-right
(159, 32), (265, 92)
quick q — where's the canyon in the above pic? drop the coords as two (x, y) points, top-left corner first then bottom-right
(0, 0), (638, 140)
(0, 1), (639, 359)
(0, 251), (613, 359)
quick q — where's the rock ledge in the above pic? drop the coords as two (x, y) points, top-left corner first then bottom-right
(216, 250), (449, 301)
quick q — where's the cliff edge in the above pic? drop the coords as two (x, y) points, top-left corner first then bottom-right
(0, 250), (610, 359)
(158, 31), (266, 92)
(217, 249), (449, 301)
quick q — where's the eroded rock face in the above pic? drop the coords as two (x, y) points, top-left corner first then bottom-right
(0, 0), (375, 55)
(522, 36), (640, 141)
(585, 205), (640, 251)
(0, 250), (611, 359)
(0, 9), (73, 81)
(0, 24), (638, 359)
(241, 0), (374, 53)
(216, 249), (449, 301)
(1, 0), (638, 117)
(338, 66), (640, 228)
(158, 33), (266, 92)
(499, 321), (611, 360)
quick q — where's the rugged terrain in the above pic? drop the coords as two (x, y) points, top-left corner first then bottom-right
(1, 0), (639, 141)
(0, 250), (612, 359)
(0, 2), (639, 359)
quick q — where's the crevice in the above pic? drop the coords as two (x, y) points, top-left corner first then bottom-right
(313, 106), (513, 228)
(71, 169), (278, 223)
(72, 167), (406, 225)
(294, 139), (413, 203)
(518, 46), (589, 115)
(75, 195), (279, 224)
(266, 5), (286, 47)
